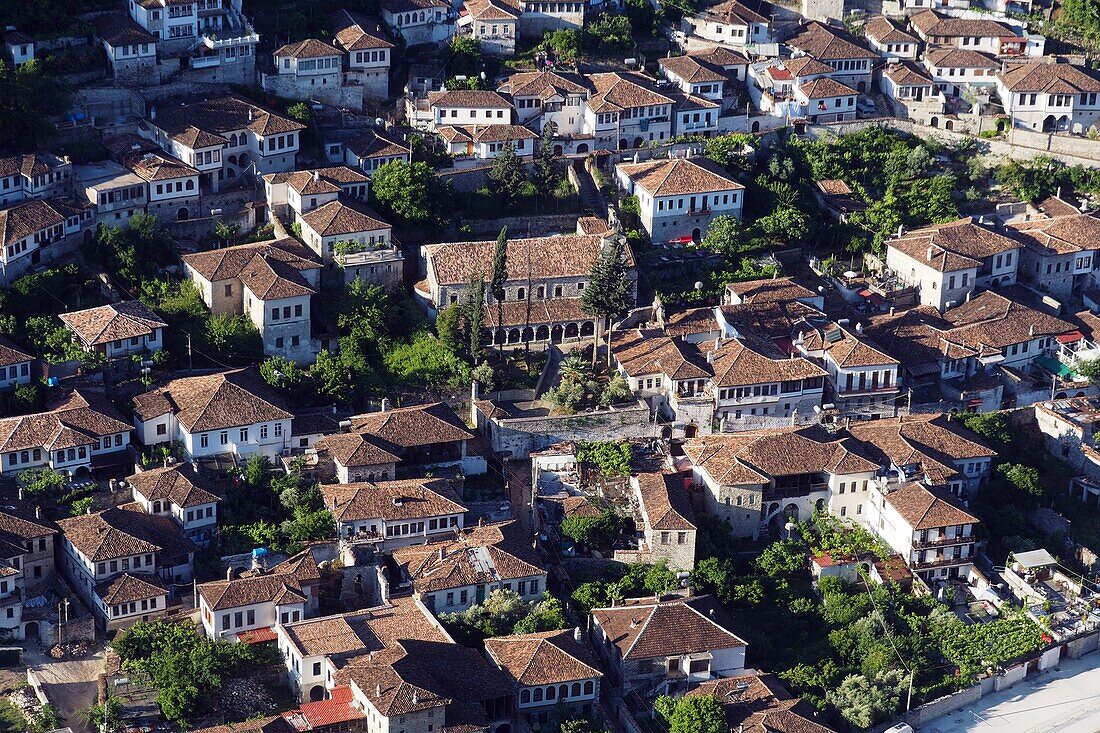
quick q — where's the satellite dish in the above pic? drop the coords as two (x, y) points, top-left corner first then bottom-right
(694, 281), (704, 290)
(843, 270), (858, 279)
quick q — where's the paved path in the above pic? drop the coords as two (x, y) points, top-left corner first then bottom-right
(27, 647), (105, 733)
(923, 653), (1100, 733)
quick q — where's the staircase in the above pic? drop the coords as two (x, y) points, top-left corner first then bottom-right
(757, 521), (771, 542)
(571, 159), (607, 218)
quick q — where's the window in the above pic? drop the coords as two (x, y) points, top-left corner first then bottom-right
(313, 662), (322, 676)
(239, 428), (249, 442)
(200, 433), (209, 448)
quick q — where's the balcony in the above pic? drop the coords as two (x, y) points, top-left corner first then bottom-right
(911, 553), (971, 569)
(911, 534), (973, 550)
(335, 248), (402, 267)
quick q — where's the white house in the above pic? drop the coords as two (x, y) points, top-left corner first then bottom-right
(94, 14), (160, 86)
(615, 156), (744, 242)
(264, 38), (345, 104)
(864, 16), (919, 60)
(680, 0), (774, 48)
(0, 153), (72, 207)
(498, 70), (590, 141)
(126, 0), (259, 82)
(132, 369), (296, 460)
(380, 0), (454, 47)
(126, 464), (221, 547)
(458, 0), (521, 57)
(910, 10), (1036, 57)
(59, 301), (167, 359)
(198, 550), (320, 640)
(997, 61), (1100, 134)
(437, 123), (539, 159)
(584, 72), (675, 151)
(0, 198), (92, 283)
(426, 89), (514, 131)
(795, 76), (857, 123)
(2, 31), (34, 66)
(794, 322), (901, 418)
(923, 47), (1000, 100)
(322, 477), (467, 548)
(341, 129), (412, 173)
(659, 47), (750, 109)
(0, 339), (32, 390)
(785, 22), (877, 94)
(331, 9), (394, 100)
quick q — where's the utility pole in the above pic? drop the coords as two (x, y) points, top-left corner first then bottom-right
(906, 668), (916, 712)
(186, 332), (193, 371)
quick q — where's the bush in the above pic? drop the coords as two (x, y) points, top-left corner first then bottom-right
(576, 441), (633, 476)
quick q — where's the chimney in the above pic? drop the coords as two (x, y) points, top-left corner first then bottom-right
(844, 416), (851, 431)
(897, 224), (904, 237)
(1030, 325), (1035, 337)
(966, 290), (972, 302)
(438, 546), (446, 562)
(35, 506), (41, 519)
(17, 488), (22, 501)
(574, 626), (582, 643)
(249, 109), (254, 122)
(227, 567), (234, 581)
(313, 171), (320, 182)
(927, 245), (936, 261)
(380, 397), (391, 412)
(629, 618), (638, 629)
(376, 684), (381, 697)
(889, 306), (895, 316)
(412, 691), (419, 705)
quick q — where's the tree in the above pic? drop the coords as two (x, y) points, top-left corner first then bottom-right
(624, 0), (656, 34)
(82, 696), (123, 733)
(287, 102), (312, 122)
(999, 462), (1044, 499)
(371, 161), (451, 225)
(260, 355), (308, 399)
(18, 467), (67, 500)
(534, 122), (559, 197)
(437, 303), (465, 355)
(701, 214), (746, 256)
(1076, 357), (1100, 385)
(666, 695), (726, 733)
(580, 236), (634, 365)
(512, 594), (567, 633)
(599, 373), (630, 406)
(448, 36), (485, 78)
(203, 313), (263, 364)
(705, 133), (755, 171)
(488, 144), (526, 211)
(489, 227), (509, 352)
(825, 672), (906, 729)
(88, 214), (177, 290)
(310, 349), (355, 404)
(382, 330), (470, 389)
(214, 221), (239, 247)
(471, 361), (495, 391)
(585, 13), (632, 52)
(0, 59), (71, 154)
(755, 538), (808, 577)
(559, 719), (607, 733)
(561, 510), (621, 550)
(462, 273), (487, 363)
(644, 560), (678, 595)
(542, 29), (581, 62)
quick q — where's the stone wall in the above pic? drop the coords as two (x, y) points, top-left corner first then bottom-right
(462, 213), (580, 239)
(474, 400), (656, 459)
(903, 684), (983, 729)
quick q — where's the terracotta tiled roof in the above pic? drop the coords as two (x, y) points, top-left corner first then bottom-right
(123, 148), (199, 182)
(391, 521), (544, 593)
(58, 301), (166, 348)
(847, 413), (995, 485)
(612, 329), (712, 381)
(190, 715), (296, 733)
(300, 200), (391, 238)
(0, 154), (61, 180)
(1008, 213), (1100, 256)
(481, 298), (592, 329)
(283, 686), (365, 730)
(485, 628), (603, 686)
(239, 253), (317, 301)
(688, 671), (838, 733)
(865, 16), (918, 45)
(380, 0), (448, 13)
(706, 336), (826, 387)
(635, 472), (696, 531)
(910, 9), (1015, 38)
(694, 0), (770, 25)
(660, 50), (747, 84)
(0, 390), (131, 454)
(199, 549), (318, 610)
(885, 481), (979, 530)
(726, 277), (817, 305)
(428, 90), (512, 109)
(314, 432), (402, 468)
(183, 238), (320, 284)
(924, 47), (998, 69)
(797, 322), (898, 368)
(127, 464), (220, 509)
(940, 289), (1077, 350)
(884, 60), (934, 86)
(888, 218), (1018, 273)
(0, 336), (32, 368)
(345, 129), (411, 159)
(784, 56), (836, 79)
(94, 13), (156, 47)
(593, 595), (746, 660)
(463, 0), (522, 20)
(331, 10), (393, 51)
(786, 21), (876, 60)
(617, 157), (744, 197)
(283, 166), (371, 195)
(96, 573), (167, 605)
(588, 72), (675, 113)
(57, 506), (196, 562)
(322, 478), (467, 523)
(577, 216), (612, 236)
(1038, 196), (1081, 217)
(426, 233), (635, 286)
(862, 306), (976, 373)
(0, 506), (55, 541)
(152, 96), (305, 146)
(274, 38), (343, 59)
(799, 76), (856, 99)
(499, 70), (589, 99)
(340, 402), (474, 450)
(0, 198), (83, 246)
(437, 124), (538, 144)
(132, 368), (293, 433)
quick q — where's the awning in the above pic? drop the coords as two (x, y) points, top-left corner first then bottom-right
(1057, 331), (1084, 344)
(859, 289), (886, 306)
(1035, 354), (1073, 378)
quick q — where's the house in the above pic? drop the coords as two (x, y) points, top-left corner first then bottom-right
(437, 124), (539, 160)
(341, 129), (411, 174)
(0, 198), (93, 283)
(622, 472), (697, 570)
(498, 70), (589, 141)
(0, 338), (33, 390)
(794, 322), (901, 417)
(615, 156), (745, 242)
(940, 289), (1079, 373)
(331, 10), (393, 100)
(1009, 213), (1100, 300)
(263, 166), (370, 220)
(56, 506), (196, 631)
(867, 480), (979, 584)
(0, 390), (133, 479)
(380, 0), (454, 48)
(132, 369), (295, 460)
(686, 670), (838, 733)
(126, 464), (221, 547)
(517, 0), (584, 37)
(297, 199), (393, 260)
(795, 76), (858, 123)
(885, 218), (1020, 310)
(126, 0), (258, 82)
(59, 301), (167, 359)
(73, 160), (148, 227)
(881, 61), (943, 122)
(103, 135), (202, 223)
(591, 595), (747, 691)
(425, 90), (514, 132)
(681, 426), (881, 536)
(0, 153), (72, 207)
(343, 636), (516, 731)
(659, 48), (751, 125)
(1034, 397), (1100, 484)
(681, 0), (774, 47)
(197, 550), (320, 640)
(484, 628), (603, 727)
(322, 477), (467, 548)
(0, 528), (28, 640)
(0, 506), (56, 590)
(276, 595), (450, 701)
(420, 232), (637, 346)
(724, 276), (824, 309)
(280, 687), (366, 733)
(458, 0), (521, 57)
(862, 306), (1003, 413)
(94, 14), (160, 86)
(812, 179), (868, 222)
(923, 48), (999, 100)
(145, 96), (306, 193)
(182, 239), (322, 363)
(2, 31), (34, 66)
(584, 72), (676, 150)
(996, 61), (1100, 134)
(785, 22), (877, 93)
(909, 10), (1036, 57)
(390, 520), (545, 613)
(707, 336), (828, 427)
(312, 401), (486, 482)
(265, 39), (346, 106)
(610, 329), (714, 431)
(864, 16), (919, 60)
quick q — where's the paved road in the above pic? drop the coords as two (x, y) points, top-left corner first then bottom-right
(26, 646), (105, 733)
(923, 653), (1100, 733)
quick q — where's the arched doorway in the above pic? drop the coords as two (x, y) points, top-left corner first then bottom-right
(930, 117), (939, 128)
(309, 685), (325, 702)
(553, 144), (563, 156)
(1043, 115), (1057, 132)
(24, 621), (38, 642)
(684, 423), (699, 438)
(767, 502), (780, 517)
(618, 139), (628, 150)
(784, 503), (799, 521)
(564, 322), (579, 339)
(576, 143), (589, 154)
(580, 321), (594, 337)
(945, 120), (954, 131)
(857, 81), (866, 93)
(632, 137), (644, 148)
(508, 328), (520, 344)
(536, 325), (550, 341)
(521, 327), (534, 342)
(551, 325), (564, 343)
(238, 153), (251, 171)
(177, 207), (189, 221)
(751, 120), (760, 133)
(691, 227), (701, 242)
